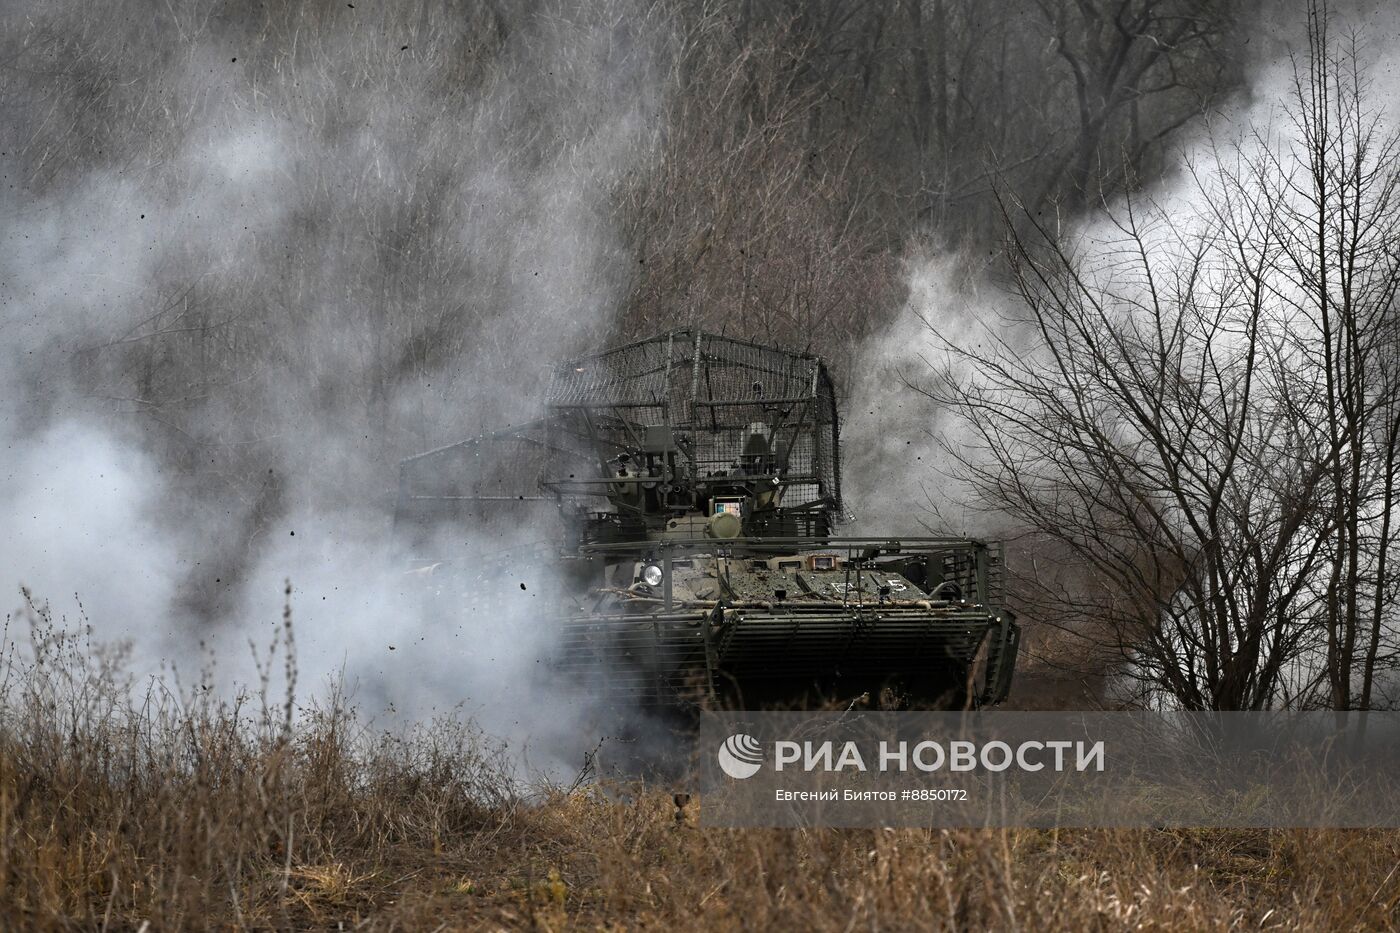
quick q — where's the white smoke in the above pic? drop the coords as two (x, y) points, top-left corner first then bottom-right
(0, 421), (181, 644)
(844, 1), (1400, 539)
(840, 2), (1400, 708)
(0, 1), (668, 773)
(840, 250), (1014, 536)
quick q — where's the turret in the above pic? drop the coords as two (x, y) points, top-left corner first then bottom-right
(542, 330), (842, 542)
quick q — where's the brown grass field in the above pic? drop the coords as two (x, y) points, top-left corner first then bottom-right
(4, 613), (1400, 931)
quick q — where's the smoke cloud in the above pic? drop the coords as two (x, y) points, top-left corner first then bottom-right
(842, 0), (1400, 539)
(1, 1), (667, 771)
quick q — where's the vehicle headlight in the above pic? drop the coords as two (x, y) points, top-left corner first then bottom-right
(641, 563), (664, 587)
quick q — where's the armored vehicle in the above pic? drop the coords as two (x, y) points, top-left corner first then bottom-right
(395, 331), (1019, 709)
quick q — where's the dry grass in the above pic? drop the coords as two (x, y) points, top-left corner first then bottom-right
(4, 606), (1400, 931)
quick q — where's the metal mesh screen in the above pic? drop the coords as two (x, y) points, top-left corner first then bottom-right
(545, 330), (842, 512)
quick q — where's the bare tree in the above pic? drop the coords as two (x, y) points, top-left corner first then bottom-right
(1279, 4), (1400, 708)
(919, 5), (1400, 710)
(1033, 0), (1238, 208)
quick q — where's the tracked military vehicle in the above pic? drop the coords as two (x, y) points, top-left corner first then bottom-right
(395, 331), (1019, 709)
